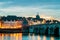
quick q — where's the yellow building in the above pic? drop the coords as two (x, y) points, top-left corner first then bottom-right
(0, 21), (22, 29)
(0, 20), (1, 27)
(42, 19), (46, 24)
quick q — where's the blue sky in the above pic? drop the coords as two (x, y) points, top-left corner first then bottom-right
(0, 0), (60, 20)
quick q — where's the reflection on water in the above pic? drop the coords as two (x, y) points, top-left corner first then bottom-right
(0, 33), (22, 40)
(0, 33), (60, 40)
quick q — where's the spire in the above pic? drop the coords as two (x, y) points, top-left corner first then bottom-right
(37, 12), (39, 15)
(36, 12), (40, 19)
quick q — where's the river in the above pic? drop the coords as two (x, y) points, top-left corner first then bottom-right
(0, 33), (60, 40)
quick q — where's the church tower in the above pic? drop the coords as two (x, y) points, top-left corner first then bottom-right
(36, 12), (40, 19)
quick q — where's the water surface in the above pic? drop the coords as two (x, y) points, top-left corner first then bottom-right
(0, 33), (60, 40)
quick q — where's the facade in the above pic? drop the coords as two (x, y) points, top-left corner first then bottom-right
(0, 21), (22, 29)
(0, 15), (60, 29)
(0, 15), (23, 29)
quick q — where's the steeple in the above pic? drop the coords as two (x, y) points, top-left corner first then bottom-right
(36, 12), (40, 19)
(37, 12), (39, 15)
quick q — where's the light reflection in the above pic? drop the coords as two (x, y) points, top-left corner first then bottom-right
(0, 34), (2, 40)
(0, 33), (59, 40)
(50, 36), (54, 40)
(32, 34), (34, 40)
(0, 33), (22, 40)
(38, 35), (41, 40)
(43, 35), (46, 40)
(2, 34), (4, 40)
(29, 33), (32, 40)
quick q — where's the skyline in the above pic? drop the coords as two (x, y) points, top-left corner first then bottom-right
(0, 0), (60, 20)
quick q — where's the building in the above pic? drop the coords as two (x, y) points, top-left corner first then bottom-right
(0, 15), (23, 29)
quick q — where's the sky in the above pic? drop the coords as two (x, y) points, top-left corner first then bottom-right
(0, 0), (60, 20)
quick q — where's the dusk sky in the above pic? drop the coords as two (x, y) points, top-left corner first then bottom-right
(0, 0), (60, 20)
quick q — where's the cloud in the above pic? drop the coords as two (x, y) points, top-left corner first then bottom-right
(0, 6), (60, 18)
(0, 1), (13, 8)
(0, 0), (60, 20)
(41, 5), (60, 10)
(0, 1), (13, 5)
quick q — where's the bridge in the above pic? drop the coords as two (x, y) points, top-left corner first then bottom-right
(22, 23), (60, 36)
(0, 23), (60, 36)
